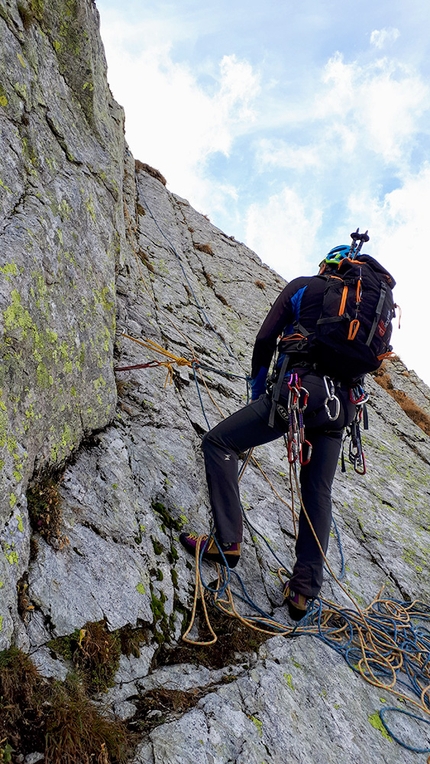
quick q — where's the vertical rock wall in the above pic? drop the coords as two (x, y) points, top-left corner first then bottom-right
(0, 0), (127, 645)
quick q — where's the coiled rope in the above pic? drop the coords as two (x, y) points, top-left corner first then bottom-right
(181, 460), (430, 757)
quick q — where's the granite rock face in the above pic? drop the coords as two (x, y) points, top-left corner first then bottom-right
(0, 0), (127, 643)
(1, 2), (430, 762)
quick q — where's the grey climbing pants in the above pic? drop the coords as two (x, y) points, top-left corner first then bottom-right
(201, 370), (356, 599)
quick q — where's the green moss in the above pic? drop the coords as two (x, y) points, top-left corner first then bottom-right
(151, 501), (186, 532)
(28, 0), (44, 20)
(150, 589), (170, 644)
(4, 544), (19, 564)
(284, 673), (294, 690)
(48, 621), (121, 694)
(3, 290), (33, 336)
(84, 196), (96, 222)
(36, 362), (53, 388)
(249, 715), (263, 737)
(368, 712), (392, 741)
(136, 582), (146, 595)
(50, 422), (75, 462)
(151, 537), (164, 556)
(0, 263), (18, 278)
(168, 544), (179, 564)
(16, 52), (27, 68)
(0, 83), (8, 107)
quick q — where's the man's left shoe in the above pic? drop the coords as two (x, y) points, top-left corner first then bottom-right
(179, 532), (241, 568)
(283, 582), (310, 621)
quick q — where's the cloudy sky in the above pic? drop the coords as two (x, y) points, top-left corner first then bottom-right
(97, 0), (430, 385)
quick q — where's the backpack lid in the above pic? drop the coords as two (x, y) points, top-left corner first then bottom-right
(339, 253), (396, 289)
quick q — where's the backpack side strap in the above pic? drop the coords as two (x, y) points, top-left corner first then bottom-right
(365, 282), (388, 347)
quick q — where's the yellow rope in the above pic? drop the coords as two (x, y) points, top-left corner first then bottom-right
(181, 536), (218, 646)
(120, 333), (196, 386)
(182, 466), (430, 720)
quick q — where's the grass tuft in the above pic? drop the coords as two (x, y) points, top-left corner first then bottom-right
(0, 647), (134, 763)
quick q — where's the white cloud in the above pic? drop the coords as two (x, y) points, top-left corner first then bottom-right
(343, 165), (430, 382)
(245, 187), (323, 280)
(100, 12), (260, 211)
(317, 54), (428, 163)
(254, 54), (428, 183)
(370, 28), (400, 50)
(256, 139), (321, 171)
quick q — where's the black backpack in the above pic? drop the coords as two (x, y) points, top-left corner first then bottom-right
(279, 254), (396, 382)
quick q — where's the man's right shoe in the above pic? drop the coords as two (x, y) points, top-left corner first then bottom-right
(283, 582), (310, 621)
(179, 532), (241, 568)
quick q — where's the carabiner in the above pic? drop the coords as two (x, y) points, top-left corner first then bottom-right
(323, 376), (341, 421)
(300, 440), (312, 466)
(353, 452), (366, 475)
(299, 385), (309, 410)
(288, 437), (299, 463)
(349, 384), (369, 405)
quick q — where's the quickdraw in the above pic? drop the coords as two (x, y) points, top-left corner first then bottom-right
(342, 391), (368, 475)
(349, 410), (366, 474)
(278, 373), (312, 465)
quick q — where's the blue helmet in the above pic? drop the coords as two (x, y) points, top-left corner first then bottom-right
(323, 244), (351, 265)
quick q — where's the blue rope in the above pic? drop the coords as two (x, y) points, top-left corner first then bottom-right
(241, 503), (292, 572)
(192, 362), (211, 430)
(379, 708), (430, 753)
(330, 515), (345, 580)
(195, 532), (430, 755)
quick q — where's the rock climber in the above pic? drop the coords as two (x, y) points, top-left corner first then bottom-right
(180, 239), (395, 621)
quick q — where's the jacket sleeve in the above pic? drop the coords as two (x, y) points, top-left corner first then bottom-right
(250, 277), (310, 400)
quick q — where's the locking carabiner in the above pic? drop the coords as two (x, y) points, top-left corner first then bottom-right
(323, 376), (341, 421)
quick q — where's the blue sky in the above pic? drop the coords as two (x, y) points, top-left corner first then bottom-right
(97, 0), (430, 384)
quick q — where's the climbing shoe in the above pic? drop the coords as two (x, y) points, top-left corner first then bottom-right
(179, 532), (241, 568)
(283, 582), (309, 621)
